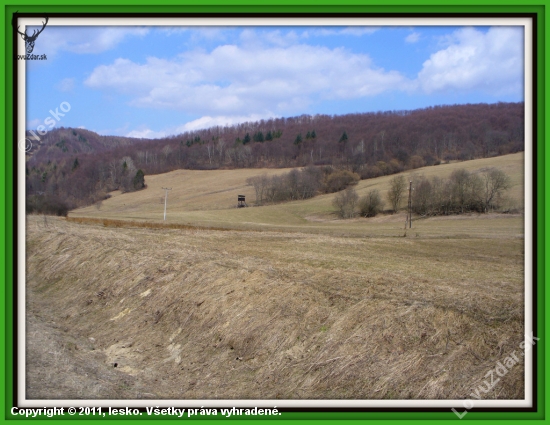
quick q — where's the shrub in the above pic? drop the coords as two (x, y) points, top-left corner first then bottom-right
(408, 155), (425, 169)
(360, 165), (383, 180)
(26, 194), (70, 216)
(388, 159), (403, 174)
(359, 190), (384, 217)
(324, 170), (360, 193)
(423, 154), (436, 166)
(395, 149), (409, 164)
(332, 187), (359, 218)
(375, 161), (389, 175)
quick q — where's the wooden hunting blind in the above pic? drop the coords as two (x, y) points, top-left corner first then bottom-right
(238, 195), (247, 208)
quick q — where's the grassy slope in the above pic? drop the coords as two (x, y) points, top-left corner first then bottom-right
(70, 153), (524, 236)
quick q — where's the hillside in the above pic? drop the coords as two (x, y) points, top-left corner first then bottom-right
(28, 102), (524, 165)
(26, 102), (524, 213)
(69, 152), (524, 236)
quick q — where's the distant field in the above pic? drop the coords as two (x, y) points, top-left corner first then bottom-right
(69, 153), (525, 236)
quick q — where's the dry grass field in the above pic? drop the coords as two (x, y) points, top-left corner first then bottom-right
(26, 153), (526, 400)
(69, 153), (524, 234)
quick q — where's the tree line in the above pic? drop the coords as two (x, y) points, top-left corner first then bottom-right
(25, 102), (523, 215)
(246, 167), (360, 205)
(26, 154), (146, 216)
(332, 168), (512, 219)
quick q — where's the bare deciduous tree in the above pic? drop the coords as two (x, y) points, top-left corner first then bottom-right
(246, 174), (270, 205)
(481, 167), (512, 212)
(215, 139), (226, 164)
(161, 145), (172, 163)
(120, 156), (135, 171)
(108, 160), (118, 187)
(387, 175), (406, 213)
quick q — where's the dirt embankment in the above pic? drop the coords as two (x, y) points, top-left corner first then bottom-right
(26, 216), (524, 400)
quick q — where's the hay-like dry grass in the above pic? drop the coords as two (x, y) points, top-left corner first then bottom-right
(69, 153), (524, 234)
(26, 212), (525, 400)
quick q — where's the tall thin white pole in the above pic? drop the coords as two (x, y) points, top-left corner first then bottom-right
(162, 187), (171, 221)
(164, 192), (167, 221)
(408, 181), (412, 229)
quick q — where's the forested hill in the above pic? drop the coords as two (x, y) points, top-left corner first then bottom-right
(26, 102), (524, 214)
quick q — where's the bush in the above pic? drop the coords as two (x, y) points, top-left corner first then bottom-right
(324, 170), (360, 193)
(332, 187), (359, 218)
(443, 153), (456, 162)
(360, 165), (383, 180)
(359, 190), (384, 217)
(388, 159), (403, 174)
(408, 155), (425, 169)
(26, 194), (71, 216)
(423, 154), (436, 166)
(375, 161), (389, 175)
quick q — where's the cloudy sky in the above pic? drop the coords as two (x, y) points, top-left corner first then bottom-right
(24, 21), (524, 138)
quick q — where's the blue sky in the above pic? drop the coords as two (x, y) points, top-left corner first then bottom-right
(24, 24), (524, 138)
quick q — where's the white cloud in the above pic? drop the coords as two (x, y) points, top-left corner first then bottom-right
(78, 26), (523, 135)
(405, 32), (420, 43)
(303, 27), (379, 38)
(26, 118), (41, 129)
(96, 123), (130, 137)
(56, 77), (75, 92)
(124, 113), (275, 139)
(417, 27), (523, 96)
(32, 26), (149, 56)
(126, 127), (167, 139)
(339, 27), (379, 36)
(160, 27), (229, 43)
(85, 43), (411, 118)
(243, 29), (301, 48)
(238, 27), (379, 46)
(176, 113), (277, 132)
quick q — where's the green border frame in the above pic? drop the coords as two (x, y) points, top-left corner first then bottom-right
(1, 1), (545, 423)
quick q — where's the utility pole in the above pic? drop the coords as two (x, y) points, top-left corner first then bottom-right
(408, 180), (413, 228)
(162, 187), (172, 221)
